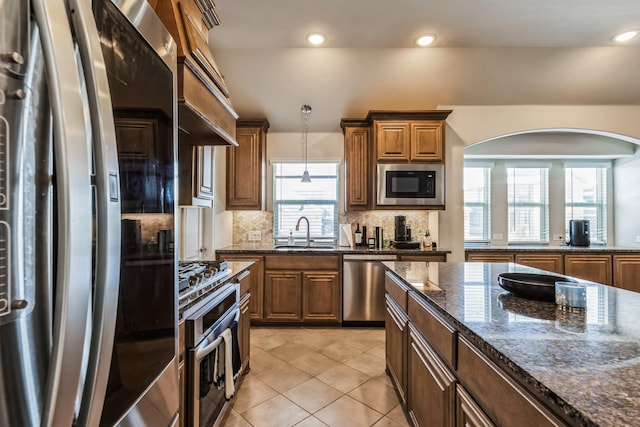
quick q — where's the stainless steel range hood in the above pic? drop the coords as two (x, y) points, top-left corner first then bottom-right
(153, 0), (238, 146)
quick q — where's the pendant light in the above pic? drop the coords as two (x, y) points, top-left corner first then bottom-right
(301, 104), (312, 183)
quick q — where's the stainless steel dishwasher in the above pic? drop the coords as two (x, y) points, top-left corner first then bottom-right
(343, 254), (398, 324)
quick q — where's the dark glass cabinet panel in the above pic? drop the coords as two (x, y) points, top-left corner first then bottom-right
(93, 0), (175, 425)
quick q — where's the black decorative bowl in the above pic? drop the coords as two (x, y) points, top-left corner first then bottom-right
(497, 272), (578, 302)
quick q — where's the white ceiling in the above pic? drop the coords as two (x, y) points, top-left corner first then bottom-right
(207, 0), (640, 132)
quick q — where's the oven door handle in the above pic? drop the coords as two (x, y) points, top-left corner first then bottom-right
(194, 309), (240, 362)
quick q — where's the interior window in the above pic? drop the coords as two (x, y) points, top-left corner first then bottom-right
(464, 167), (491, 242)
(273, 163), (339, 242)
(565, 167), (607, 244)
(507, 167), (549, 243)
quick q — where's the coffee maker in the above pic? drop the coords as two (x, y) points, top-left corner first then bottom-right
(395, 215), (408, 242)
(569, 220), (590, 247)
(394, 215), (420, 249)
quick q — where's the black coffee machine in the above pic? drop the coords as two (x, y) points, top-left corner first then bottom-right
(394, 215), (420, 249)
(569, 220), (590, 247)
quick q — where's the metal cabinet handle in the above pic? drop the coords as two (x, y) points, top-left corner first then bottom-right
(65, 0), (122, 425)
(32, 0), (93, 425)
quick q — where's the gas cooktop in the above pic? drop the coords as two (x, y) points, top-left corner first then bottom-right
(178, 260), (228, 293)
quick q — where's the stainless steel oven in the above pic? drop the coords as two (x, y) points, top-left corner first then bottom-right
(377, 163), (444, 206)
(185, 283), (241, 427)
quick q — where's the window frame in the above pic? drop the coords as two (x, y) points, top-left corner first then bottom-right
(564, 165), (608, 245)
(463, 165), (492, 243)
(272, 162), (339, 243)
(507, 166), (550, 244)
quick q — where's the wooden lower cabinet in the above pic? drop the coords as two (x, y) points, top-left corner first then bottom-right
(264, 271), (302, 321)
(564, 254), (612, 285)
(457, 336), (564, 427)
(613, 255), (640, 292)
(456, 384), (495, 427)
(385, 295), (408, 403)
(407, 325), (456, 427)
(178, 360), (185, 427)
(217, 254), (264, 320)
(514, 253), (563, 274)
(240, 293), (251, 372)
(466, 252), (514, 263)
(302, 272), (341, 322)
(398, 254), (447, 262)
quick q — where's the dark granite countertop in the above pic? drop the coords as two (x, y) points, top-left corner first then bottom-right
(178, 261), (253, 320)
(216, 243), (450, 256)
(382, 261), (640, 426)
(465, 245), (640, 253)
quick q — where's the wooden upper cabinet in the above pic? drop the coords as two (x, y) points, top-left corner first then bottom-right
(226, 120), (269, 210)
(178, 144), (215, 207)
(375, 121), (411, 161)
(342, 120), (370, 211)
(410, 121), (444, 162)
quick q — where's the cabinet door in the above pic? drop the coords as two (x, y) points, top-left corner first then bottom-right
(178, 360), (185, 427)
(264, 271), (302, 321)
(408, 326), (456, 427)
(240, 294), (251, 372)
(613, 255), (640, 292)
(466, 252), (514, 263)
(344, 125), (370, 210)
(302, 272), (341, 322)
(227, 124), (265, 210)
(399, 254), (447, 262)
(514, 253), (563, 274)
(385, 296), (408, 403)
(194, 145), (214, 201)
(217, 255), (264, 320)
(115, 117), (157, 158)
(410, 121), (443, 162)
(564, 254), (612, 285)
(376, 121), (410, 161)
(456, 384), (495, 427)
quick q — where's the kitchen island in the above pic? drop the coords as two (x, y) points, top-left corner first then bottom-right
(382, 261), (640, 426)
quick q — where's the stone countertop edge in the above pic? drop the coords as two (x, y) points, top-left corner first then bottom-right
(216, 243), (450, 255)
(382, 261), (640, 427)
(465, 245), (640, 253)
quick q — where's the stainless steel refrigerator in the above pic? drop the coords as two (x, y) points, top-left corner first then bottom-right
(0, 0), (179, 425)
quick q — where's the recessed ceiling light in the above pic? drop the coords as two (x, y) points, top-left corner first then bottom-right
(306, 33), (326, 46)
(415, 34), (436, 47)
(612, 30), (638, 42)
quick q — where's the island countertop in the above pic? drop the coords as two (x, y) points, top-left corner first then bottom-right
(382, 261), (640, 426)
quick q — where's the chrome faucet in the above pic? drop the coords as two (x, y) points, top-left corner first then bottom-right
(295, 216), (311, 247)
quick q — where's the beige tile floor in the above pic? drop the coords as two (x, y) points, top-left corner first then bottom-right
(219, 327), (411, 427)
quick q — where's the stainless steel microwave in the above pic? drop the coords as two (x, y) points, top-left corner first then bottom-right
(377, 163), (444, 206)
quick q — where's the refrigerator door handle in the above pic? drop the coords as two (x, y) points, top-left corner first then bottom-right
(66, 0), (122, 425)
(32, 0), (94, 426)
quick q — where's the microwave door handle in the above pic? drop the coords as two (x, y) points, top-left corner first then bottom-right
(66, 0), (122, 425)
(32, 1), (93, 426)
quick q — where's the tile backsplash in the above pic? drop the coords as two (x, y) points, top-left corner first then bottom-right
(232, 210), (433, 244)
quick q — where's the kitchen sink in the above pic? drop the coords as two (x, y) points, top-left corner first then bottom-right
(273, 245), (336, 251)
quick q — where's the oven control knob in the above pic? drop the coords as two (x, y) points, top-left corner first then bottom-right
(188, 274), (200, 286)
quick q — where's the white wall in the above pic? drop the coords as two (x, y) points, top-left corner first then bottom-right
(614, 150), (640, 247)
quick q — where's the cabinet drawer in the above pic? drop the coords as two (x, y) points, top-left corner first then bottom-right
(178, 320), (185, 363)
(385, 271), (410, 311)
(457, 336), (564, 427)
(408, 292), (456, 369)
(265, 255), (339, 270)
(238, 270), (251, 296)
(466, 252), (514, 263)
(398, 254), (447, 262)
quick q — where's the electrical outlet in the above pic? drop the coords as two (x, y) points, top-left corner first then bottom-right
(636, 235), (640, 243)
(554, 234), (565, 241)
(492, 233), (503, 240)
(248, 231), (262, 241)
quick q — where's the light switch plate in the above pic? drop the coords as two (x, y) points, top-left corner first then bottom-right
(492, 233), (503, 240)
(248, 231), (262, 241)
(554, 234), (565, 241)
